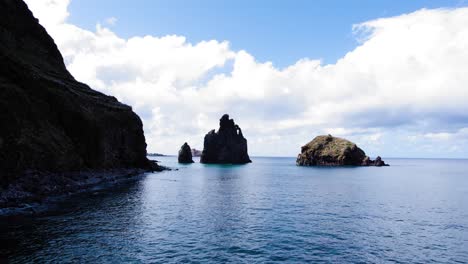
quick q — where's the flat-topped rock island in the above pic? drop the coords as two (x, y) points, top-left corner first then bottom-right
(296, 135), (388, 166)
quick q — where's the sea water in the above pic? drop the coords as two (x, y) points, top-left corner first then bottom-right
(1, 157), (467, 263)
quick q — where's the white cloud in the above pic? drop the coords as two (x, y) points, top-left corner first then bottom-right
(25, 0), (70, 28)
(24, 1), (468, 158)
(105, 17), (117, 26)
(424, 128), (468, 141)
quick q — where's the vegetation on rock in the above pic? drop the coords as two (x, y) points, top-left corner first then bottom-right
(296, 135), (388, 166)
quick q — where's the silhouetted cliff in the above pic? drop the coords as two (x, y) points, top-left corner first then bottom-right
(0, 0), (160, 210)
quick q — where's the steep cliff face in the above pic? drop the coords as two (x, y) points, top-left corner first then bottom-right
(296, 135), (388, 166)
(200, 114), (251, 164)
(0, 0), (155, 186)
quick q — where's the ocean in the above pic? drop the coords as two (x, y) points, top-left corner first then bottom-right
(2, 157), (467, 263)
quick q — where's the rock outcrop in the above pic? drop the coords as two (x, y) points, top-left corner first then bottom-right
(178, 143), (194, 163)
(191, 148), (202, 157)
(200, 114), (251, 164)
(296, 135), (388, 166)
(0, 0), (160, 210)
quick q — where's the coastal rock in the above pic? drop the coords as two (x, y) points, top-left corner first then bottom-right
(191, 148), (202, 157)
(200, 114), (251, 164)
(0, 0), (160, 209)
(296, 135), (388, 166)
(373, 156), (387, 167)
(147, 153), (166, 157)
(178, 143), (194, 163)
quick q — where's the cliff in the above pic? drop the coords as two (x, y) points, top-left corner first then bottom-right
(0, 0), (160, 210)
(296, 135), (388, 166)
(200, 114), (251, 164)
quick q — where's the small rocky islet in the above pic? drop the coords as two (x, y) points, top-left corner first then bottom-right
(296, 135), (388, 166)
(191, 148), (202, 157)
(179, 123), (388, 167)
(178, 142), (194, 164)
(176, 114), (251, 165)
(200, 114), (252, 164)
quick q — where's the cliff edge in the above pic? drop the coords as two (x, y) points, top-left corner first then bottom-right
(0, 0), (160, 211)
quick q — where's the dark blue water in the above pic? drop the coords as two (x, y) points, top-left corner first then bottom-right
(2, 157), (468, 263)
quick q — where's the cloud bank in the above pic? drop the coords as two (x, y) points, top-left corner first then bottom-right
(25, 0), (468, 157)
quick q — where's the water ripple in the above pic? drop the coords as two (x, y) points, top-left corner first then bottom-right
(2, 157), (468, 263)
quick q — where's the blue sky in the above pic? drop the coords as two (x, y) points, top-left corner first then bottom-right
(68, 0), (467, 67)
(26, 0), (468, 158)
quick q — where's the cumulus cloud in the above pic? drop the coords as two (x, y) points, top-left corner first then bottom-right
(24, 0), (468, 157)
(25, 0), (70, 28)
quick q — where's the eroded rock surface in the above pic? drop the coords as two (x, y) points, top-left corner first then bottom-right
(178, 143), (194, 163)
(191, 148), (202, 157)
(200, 114), (251, 164)
(0, 0), (160, 210)
(296, 135), (388, 166)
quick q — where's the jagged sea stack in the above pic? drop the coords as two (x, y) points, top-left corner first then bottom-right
(178, 143), (194, 163)
(200, 114), (251, 164)
(296, 135), (388, 166)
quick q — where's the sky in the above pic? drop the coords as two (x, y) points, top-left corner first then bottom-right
(24, 0), (468, 158)
(67, 0), (468, 67)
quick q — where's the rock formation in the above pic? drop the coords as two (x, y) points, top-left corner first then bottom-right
(200, 114), (251, 164)
(147, 153), (166, 157)
(178, 143), (194, 163)
(296, 135), (388, 166)
(0, 0), (160, 211)
(191, 148), (202, 157)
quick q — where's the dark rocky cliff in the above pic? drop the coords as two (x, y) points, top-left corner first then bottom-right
(0, 0), (158, 199)
(200, 114), (251, 164)
(296, 135), (388, 166)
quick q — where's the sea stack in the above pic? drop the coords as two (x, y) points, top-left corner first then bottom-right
(200, 114), (251, 164)
(296, 135), (388, 166)
(178, 143), (194, 163)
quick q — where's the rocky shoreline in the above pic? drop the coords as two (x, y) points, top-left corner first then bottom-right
(0, 0), (166, 216)
(0, 165), (168, 216)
